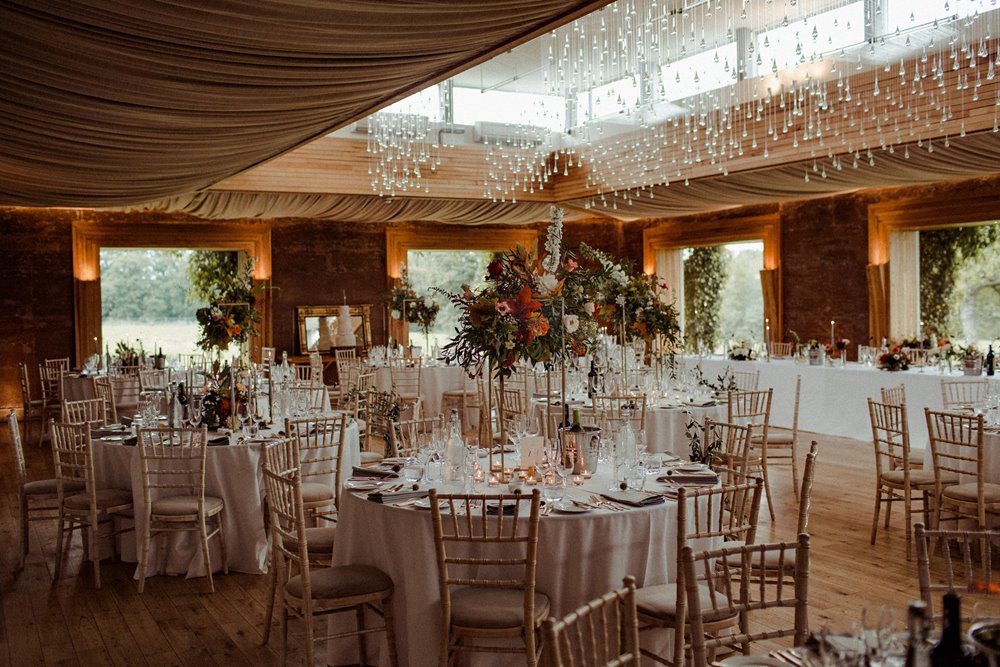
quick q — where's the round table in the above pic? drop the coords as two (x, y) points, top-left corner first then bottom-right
(372, 363), (466, 418)
(91, 420), (360, 579)
(329, 467), (714, 666)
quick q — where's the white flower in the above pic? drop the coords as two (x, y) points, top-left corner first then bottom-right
(615, 295), (626, 307)
(563, 314), (580, 333)
(535, 272), (559, 296)
(423, 297), (433, 309)
(583, 301), (596, 315)
(612, 268), (628, 285)
(542, 205), (564, 274)
(390, 309), (401, 320)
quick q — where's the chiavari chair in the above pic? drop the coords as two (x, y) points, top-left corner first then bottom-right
(941, 378), (990, 410)
(915, 523), (1000, 629)
(541, 576), (641, 667)
(285, 413), (347, 523)
(727, 388), (775, 519)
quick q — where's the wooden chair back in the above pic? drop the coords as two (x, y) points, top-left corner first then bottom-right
(18, 362), (35, 408)
(880, 384), (906, 406)
(941, 379), (989, 409)
(293, 363), (317, 386)
(429, 488), (542, 663)
(261, 437), (310, 573)
(286, 385), (328, 413)
(682, 534), (811, 666)
(704, 418), (753, 484)
(390, 358), (423, 397)
(591, 394), (646, 431)
(136, 427), (209, 506)
(50, 420), (96, 497)
(62, 397), (109, 427)
(868, 399), (912, 482)
(926, 408), (986, 500)
(797, 442), (819, 535)
(111, 364), (142, 378)
(92, 376), (118, 424)
(285, 414), (346, 508)
(769, 341), (793, 358)
(730, 369), (760, 390)
(138, 368), (171, 391)
(45, 357), (70, 372)
(666, 479), (764, 665)
(915, 522), (1000, 627)
(390, 415), (444, 456)
(8, 411), (28, 491)
(39, 363), (63, 405)
(541, 576), (641, 667)
(727, 389), (772, 444)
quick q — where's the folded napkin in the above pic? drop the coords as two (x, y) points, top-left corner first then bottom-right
(600, 491), (665, 507)
(208, 435), (230, 446)
(657, 470), (720, 486)
(91, 426), (126, 438)
(685, 399), (718, 407)
(351, 465), (399, 479)
(487, 500), (534, 515)
(367, 489), (426, 504)
(123, 436), (138, 447)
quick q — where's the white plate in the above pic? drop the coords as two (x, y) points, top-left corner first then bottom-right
(552, 501), (591, 514)
(717, 657), (785, 666)
(102, 436), (124, 442)
(346, 480), (382, 491)
(676, 464), (710, 473)
(413, 497), (451, 511)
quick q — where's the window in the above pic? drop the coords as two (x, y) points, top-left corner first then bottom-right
(575, 76), (642, 124)
(406, 249), (493, 350)
(381, 85), (443, 121)
(757, 3), (864, 72)
(660, 43), (738, 100)
(453, 87), (566, 131)
(682, 242), (764, 354)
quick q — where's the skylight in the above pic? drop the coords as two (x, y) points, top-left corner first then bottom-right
(756, 2), (865, 72)
(452, 87), (566, 132)
(660, 43), (738, 101)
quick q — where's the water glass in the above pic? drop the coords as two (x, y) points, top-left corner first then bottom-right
(624, 461), (646, 491)
(402, 458), (424, 484)
(542, 473), (566, 504)
(425, 459), (444, 483)
(642, 453), (661, 478)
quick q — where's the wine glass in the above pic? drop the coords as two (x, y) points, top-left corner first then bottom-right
(556, 445), (576, 481)
(187, 394), (204, 428)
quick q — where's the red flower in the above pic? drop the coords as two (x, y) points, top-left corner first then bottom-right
(487, 259), (503, 279)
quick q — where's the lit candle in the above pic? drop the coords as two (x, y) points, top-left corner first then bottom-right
(488, 474), (499, 486)
(830, 320), (835, 347)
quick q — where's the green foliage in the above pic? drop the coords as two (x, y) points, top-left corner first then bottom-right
(408, 249), (492, 344)
(188, 251), (240, 303)
(719, 247), (763, 345)
(920, 224), (1000, 337)
(683, 246), (729, 353)
(100, 249), (201, 321)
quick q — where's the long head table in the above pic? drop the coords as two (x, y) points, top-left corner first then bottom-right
(687, 357), (999, 449)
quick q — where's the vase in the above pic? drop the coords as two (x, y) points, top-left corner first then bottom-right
(808, 348), (823, 366)
(558, 425), (602, 477)
(840, 351), (847, 368)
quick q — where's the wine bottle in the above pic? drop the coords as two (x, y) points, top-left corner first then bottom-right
(570, 408), (583, 432)
(930, 592), (965, 667)
(905, 601), (930, 667)
(986, 345), (995, 376)
(587, 361), (597, 399)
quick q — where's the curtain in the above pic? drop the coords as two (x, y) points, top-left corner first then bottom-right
(759, 268), (780, 344)
(867, 263), (890, 345)
(0, 0), (610, 207)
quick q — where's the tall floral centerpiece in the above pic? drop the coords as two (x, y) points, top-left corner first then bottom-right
(384, 268), (440, 354)
(440, 206), (609, 471)
(195, 258), (261, 426)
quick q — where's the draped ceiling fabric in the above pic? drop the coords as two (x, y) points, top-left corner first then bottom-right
(143, 191), (556, 226)
(0, 0), (612, 207)
(565, 131), (1000, 220)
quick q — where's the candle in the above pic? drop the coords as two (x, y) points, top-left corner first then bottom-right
(488, 474), (499, 486)
(830, 320), (835, 347)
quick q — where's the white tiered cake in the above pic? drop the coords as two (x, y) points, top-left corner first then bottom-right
(333, 305), (356, 348)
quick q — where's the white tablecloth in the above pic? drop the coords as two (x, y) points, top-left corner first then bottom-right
(92, 421), (360, 578)
(329, 469), (713, 666)
(373, 364), (467, 418)
(922, 428), (1000, 483)
(685, 357), (1000, 449)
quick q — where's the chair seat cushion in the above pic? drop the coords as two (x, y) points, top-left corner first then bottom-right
(301, 482), (336, 505)
(283, 526), (337, 557)
(754, 433), (794, 445)
(285, 564), (393, 600)
(636, 583), (736, 624)
(24, 478), (83, 496)
(881, 469), (940, 487)
(64, 488), (133, 511)
(449, 586), (550, 630)
(151, 495), (224, 516)
(359, 451), (384, 466)
(942, 482), (1000, 504)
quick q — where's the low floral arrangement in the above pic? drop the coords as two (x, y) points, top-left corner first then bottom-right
(936, 339), (956, 360)
(805, 339), (821, 350)
(835, 338), (851, 352)
(384, 268), (440, 336)
(114, 341), (140, 366)
(200, 364), (248, 429)
(728, 341), (755, 361)
(195, 259), (261, 354)
(878, 347), (911, 371)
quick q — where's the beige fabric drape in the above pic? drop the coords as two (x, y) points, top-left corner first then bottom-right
(759, 268), (780, 343)
(568, 131), (1000, 219)
(0, 0), (610, 207)
(136, 191), (554, 225)
(867, 263), (890, 345)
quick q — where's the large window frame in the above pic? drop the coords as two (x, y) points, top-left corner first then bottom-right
(72, 218), (272, 366)
(642, 213), (782, 345)
(385, 226), (538, 343)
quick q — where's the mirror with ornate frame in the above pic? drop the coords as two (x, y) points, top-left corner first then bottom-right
(296, 304), (372, 354)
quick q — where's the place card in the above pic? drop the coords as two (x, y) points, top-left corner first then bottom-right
(520, 435), (544, 470)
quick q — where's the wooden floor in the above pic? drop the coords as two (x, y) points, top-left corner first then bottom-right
(0, 426), (931, 666)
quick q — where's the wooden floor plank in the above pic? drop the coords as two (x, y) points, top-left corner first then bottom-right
(1, 424), (978, 665)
